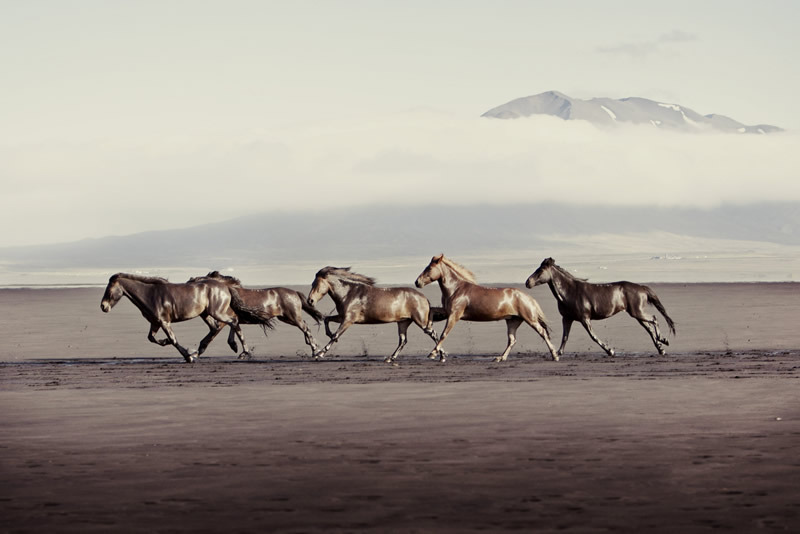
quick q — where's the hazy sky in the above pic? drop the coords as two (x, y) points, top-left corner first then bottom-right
(2, 1), (799, 247)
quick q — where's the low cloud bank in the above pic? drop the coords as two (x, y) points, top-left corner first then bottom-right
(2, 112), (798, 247)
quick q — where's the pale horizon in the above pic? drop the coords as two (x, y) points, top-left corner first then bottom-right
(2, 1), (799, 249)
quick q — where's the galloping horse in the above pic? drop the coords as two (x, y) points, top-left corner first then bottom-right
(188, 271), (324, 357)
(526, 258), (676, 356)
(415, 254), (558, 362)
(307, 267), (442, 362)
(100, 273), (258, 362)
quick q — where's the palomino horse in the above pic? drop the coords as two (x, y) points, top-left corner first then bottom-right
(415, 254), (558, 362)
(307, 267), (442, 362)
(100, 273), (258, 362)
(526, 258), (676, 356)
(188, 271), (324, 357)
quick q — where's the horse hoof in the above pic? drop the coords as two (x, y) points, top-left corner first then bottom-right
(439, 356), (446, 363)
(552, 354), (560, 362)
(428, 353), (438, 360)
(608, 349), (616, 357)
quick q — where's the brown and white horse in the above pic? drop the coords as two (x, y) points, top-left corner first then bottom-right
(526, 258), (676, 356)
(308, 267), (443, 363)
(415, 254), (558, 362)
(100, 273), (256, 362)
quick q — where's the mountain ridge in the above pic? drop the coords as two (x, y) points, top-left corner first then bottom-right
(482, 91), (783, 133)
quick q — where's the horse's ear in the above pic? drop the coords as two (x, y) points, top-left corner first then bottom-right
(544, 257), (555, 266)
(433, 254), (443, 263)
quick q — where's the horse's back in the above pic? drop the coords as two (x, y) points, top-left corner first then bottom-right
(360, 286), (429, 323)
(582, 280), (648, 319)
(458, 285), (541, 321)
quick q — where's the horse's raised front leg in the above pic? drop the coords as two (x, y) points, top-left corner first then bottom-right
(494, 317), (523, 363)
(158, 322), (198, 363)
(324, 314), (342, 339)
(147, 322), (172, 347)
(581, 319), (615, 357)
(386, 320), (411, 363)
(315, 317), (354, 359)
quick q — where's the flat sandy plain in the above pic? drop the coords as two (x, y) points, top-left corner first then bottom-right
(1, 283), (799, 533)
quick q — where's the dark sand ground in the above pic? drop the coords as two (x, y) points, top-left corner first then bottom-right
(1, 283), (799, 533)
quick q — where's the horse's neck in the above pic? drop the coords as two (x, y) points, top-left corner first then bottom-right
(119, 278), (157, 312)
(328, 278), (357, 311)
(438, 268), (465, 300)
(548, 272), (575, 303)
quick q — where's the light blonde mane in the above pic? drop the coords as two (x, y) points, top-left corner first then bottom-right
(440, 256), (476, 283)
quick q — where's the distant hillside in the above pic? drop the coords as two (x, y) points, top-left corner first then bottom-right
(482, 91), (783, 133)
(2, 203), (798, 272)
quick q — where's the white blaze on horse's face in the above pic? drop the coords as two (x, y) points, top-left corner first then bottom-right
(308, 276), (330, 306)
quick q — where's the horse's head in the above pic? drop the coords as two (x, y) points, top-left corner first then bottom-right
(526, 258), (556, 288)
(308, 268), (333, 306)
(100, 274), (124, 312)
(415, 254), (444, 288)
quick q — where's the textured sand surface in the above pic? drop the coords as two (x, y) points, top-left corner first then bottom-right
(1, 284), (799, 532)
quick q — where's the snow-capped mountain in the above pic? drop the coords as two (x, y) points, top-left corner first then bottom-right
(482, 91), (782, 133)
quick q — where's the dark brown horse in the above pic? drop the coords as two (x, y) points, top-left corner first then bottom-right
(188, 271), (324, 357)
(307, 267), (442, 362)
(415, 254), (558, 362)
(526, 258), (676, 356)
(100, 273), (258, 362)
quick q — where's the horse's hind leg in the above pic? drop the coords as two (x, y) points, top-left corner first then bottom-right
(212, 312), (251, 359)
(230, 321), (252, 359)
(197, 316), (226, 356)
(416, 309), (443, 359)
(295, 318), (320, 357)
(637, 318), (667, 355)
(519, 304), (559, 361)
(494, 318), (523, 363)
(387, 320), (411, 363)
(581, 319), (615, 357)
(628, 306), (668, 354)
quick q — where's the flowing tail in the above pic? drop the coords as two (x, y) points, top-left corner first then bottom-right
(646, 288), (676, 335)
(298, 291), (325, 325)
(229, 288), (276, 334)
